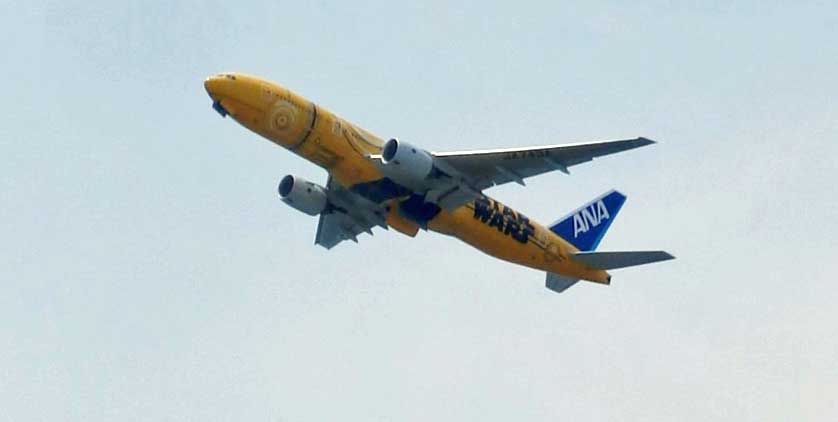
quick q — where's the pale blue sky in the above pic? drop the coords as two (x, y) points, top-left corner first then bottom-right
(2, 1), (837, 421)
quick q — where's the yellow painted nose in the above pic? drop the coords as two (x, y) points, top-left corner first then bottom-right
(203, 74), (234, 99)
(203, 76), (218, 96)
(203, 73), (270, 123)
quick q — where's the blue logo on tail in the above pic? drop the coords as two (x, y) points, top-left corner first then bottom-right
(549, 190), (626, 251)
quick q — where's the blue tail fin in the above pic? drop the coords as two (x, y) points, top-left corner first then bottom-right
(549, 190), (626, 251)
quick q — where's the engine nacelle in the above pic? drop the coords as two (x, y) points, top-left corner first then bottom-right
(380, 138), (434, 186)
(277, 175), (328, 216)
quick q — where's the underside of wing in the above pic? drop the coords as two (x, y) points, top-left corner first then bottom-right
(432, 137), (655, 190)
(314, 211), (377, 249)
(314, 177), (388, 249)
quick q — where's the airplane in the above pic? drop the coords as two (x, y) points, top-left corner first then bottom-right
(204, 73), (674, 293)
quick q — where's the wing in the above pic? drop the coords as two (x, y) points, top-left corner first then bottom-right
(314, 212), (374, 249)
(432, 137), (655, 191)
(314, 177), (388, 249)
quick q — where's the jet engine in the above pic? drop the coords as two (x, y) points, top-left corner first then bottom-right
(277, 175), (328, 216)
(380, 138), (434, 186)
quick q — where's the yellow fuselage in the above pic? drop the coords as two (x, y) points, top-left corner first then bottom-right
(204, 73), (610, 284)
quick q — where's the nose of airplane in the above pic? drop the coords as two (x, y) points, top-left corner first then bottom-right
(203, 73), (269, 119)
(204, 74), (241, 117)
(203, 75), (225, 98)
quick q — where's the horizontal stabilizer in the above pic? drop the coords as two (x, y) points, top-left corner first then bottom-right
(545, 273), (580, 293)
(572, 251), (675, 270)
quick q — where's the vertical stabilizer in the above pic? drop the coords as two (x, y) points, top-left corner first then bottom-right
(549, 190), (626, 251)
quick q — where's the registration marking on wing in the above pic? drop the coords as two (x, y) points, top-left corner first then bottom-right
(501, 149), (550, 160)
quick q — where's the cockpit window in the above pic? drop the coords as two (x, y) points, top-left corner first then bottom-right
(216, 73), (237, 80)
